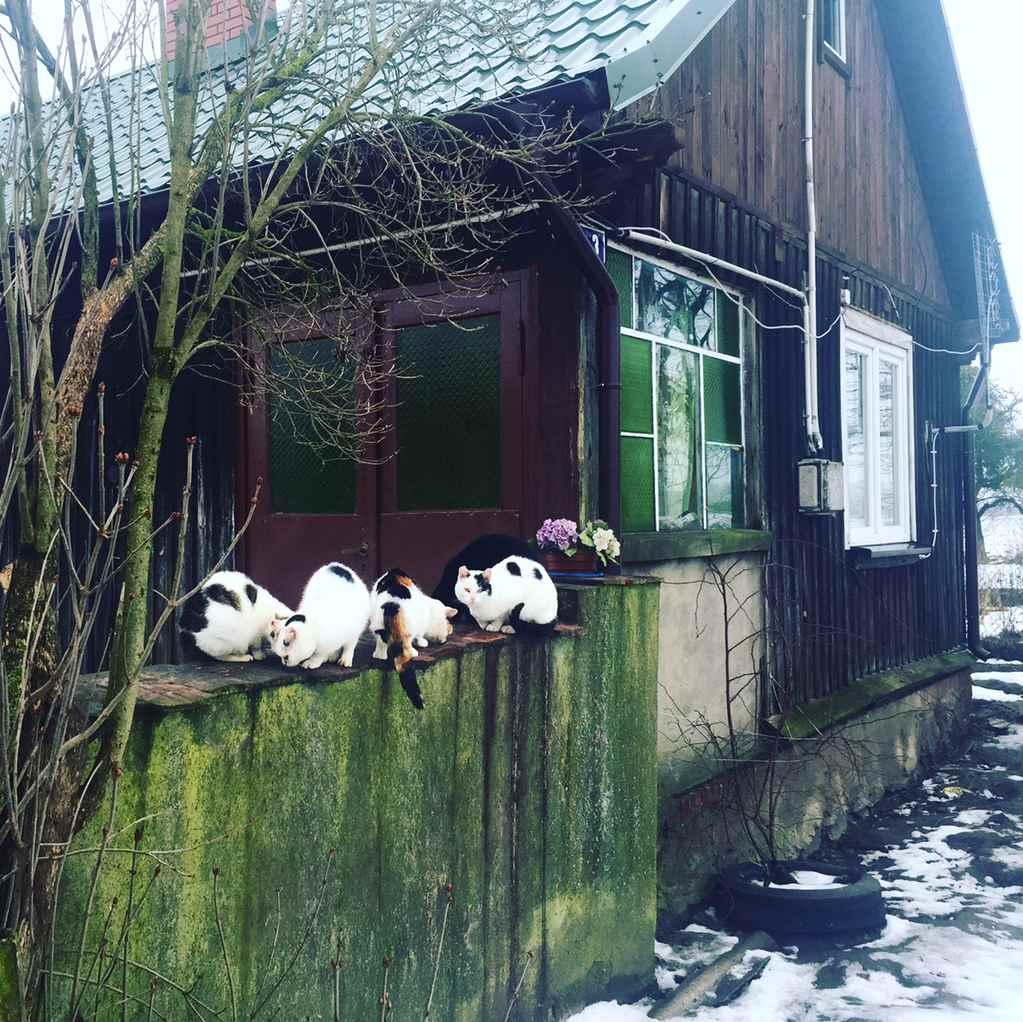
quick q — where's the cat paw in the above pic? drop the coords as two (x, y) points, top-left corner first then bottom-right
(338, 654), (355, 668)
(303, 657), (326, 670)
(500, 625), (516, 635)
(219, 653), (253, 663)
(250, 648), (267, 661)
(415, 637), (429, 648)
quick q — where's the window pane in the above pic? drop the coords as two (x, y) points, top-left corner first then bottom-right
(621, 436), (655, 533)
(879, 359), (900, 527)
(822, 0), (841, 50)
(707, 444), (745, 529)
(607, 248), (634, 331)
(845, 351), (867, 527)
(704, 357), (742, 445)
(397, 315), (500, 511)
(656, 346), (703, 531)
(637, 260), (715, 347)
(268, 339), (358, 514)
(621, 335), (654, 434)
(716, 292), (741, 357)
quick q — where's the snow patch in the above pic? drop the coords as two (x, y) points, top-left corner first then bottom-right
(973, 685), (1023, 702)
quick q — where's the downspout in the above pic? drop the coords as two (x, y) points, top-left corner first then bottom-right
(803, 0), (824, 453)
(963, 354), (991, 658)
(540, 195), (621, 542)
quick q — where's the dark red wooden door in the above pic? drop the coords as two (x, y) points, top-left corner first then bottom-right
(377, 284), (525, 591)
(241, 314), (378, 608)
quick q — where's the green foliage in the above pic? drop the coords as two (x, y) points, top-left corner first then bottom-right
(963, 372), (1023, 519)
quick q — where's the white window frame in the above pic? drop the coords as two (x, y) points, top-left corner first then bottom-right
(822, 0), (847, 61)
(611, 242), (747, 533)
(840, 308), (916, 548)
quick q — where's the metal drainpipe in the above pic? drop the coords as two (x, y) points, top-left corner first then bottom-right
(541, 201), (622, 545)
(803, 0), (824, 453)
(963, 363), (990, 658)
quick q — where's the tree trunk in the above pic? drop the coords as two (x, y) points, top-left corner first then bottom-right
(977, 510), (989, 565)
(102, 367), (175, 773)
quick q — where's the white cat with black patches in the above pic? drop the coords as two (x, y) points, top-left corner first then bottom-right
(271, 562), (370, 669)
(179, 570), (292, 662)
(455, 555), (558, 637)
(369, 568), (458, 709)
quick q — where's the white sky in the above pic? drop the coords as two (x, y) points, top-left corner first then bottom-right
(1, 0), (1020, 391)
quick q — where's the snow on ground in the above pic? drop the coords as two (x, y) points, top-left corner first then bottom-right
(568, 693), (1023, 1022)
(972, 685), (1023, 701)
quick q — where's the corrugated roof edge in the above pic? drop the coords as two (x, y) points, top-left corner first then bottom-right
(604, 0), (737, 109)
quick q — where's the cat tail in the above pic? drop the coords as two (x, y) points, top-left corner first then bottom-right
(382, 602), (425, 710)
(507, 602), (556, 639)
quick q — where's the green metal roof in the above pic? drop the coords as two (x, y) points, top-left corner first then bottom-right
(19, 1), (736, 209)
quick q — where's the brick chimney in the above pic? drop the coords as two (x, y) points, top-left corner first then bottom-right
(165, 1), (276, 63)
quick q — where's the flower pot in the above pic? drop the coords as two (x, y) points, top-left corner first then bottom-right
(542, 549), (601, 575)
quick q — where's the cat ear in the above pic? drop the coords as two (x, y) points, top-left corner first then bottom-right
(285, 626), (297, 643)
(458, 565), (469, 578)
(483, 568), (492, 581)
(445, 606), (458, 619)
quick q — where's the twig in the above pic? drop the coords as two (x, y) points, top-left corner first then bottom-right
(212, 866), (238, 1022)
(424, 881), (454, 1019)
(503, 950), (534, 1022)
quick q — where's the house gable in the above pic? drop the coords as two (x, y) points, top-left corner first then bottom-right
(627, 0), (953, 310)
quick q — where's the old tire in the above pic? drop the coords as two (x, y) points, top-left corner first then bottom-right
(714, 860), (885, 941)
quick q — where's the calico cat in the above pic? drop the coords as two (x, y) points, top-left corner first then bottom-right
(179, 570), (292, 662)
(432, 534), (539, 619)
(370, 568), (458, 709)
(454, 555), (558, 637)
(271, 562), (370, 669)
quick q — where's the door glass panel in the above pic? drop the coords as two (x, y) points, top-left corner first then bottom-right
(845, 351), (868, 527)
(621, 436), (656, 533)
(656, 346), (702, 531)
(268, 339), (358, 514)
(396, 315), (501, 511)
(637, 260), (715, 347)
(706, 444), (745, 529)
(879, 359), (899, 527)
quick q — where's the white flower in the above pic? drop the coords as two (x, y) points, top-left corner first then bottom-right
(607, 536), (621, 560)
(592, 527), (613, 553)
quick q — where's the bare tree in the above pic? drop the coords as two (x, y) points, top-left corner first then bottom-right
(0, 2), (598, 1014)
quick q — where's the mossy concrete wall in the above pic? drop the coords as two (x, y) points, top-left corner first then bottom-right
(57, 581), (659, 1021)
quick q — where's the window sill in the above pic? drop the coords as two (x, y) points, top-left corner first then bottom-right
(821, 44), (851, 79)
(623, 528), (772, 563)
(849, 543), (932, 570)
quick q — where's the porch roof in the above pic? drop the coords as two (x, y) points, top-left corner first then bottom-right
(20, 0), (734, 211)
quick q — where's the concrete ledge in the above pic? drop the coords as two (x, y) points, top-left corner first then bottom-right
(623, 529), (772, 563)
(770, 649), (976, 741)
(78, 624), (583, 713)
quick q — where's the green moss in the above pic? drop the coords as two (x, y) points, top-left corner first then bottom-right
(772, 650), (975, 741)
(58, 581), (661, 1020)
(0, 933), (19, 1021)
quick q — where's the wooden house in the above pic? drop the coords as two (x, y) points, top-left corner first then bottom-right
(9, 0), (1008, 787)
(112, 2), (1012, 708)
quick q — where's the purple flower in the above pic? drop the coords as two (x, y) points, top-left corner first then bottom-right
(536, 518), (579, 552)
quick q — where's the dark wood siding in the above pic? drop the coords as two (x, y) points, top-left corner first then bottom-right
(606, 172), (967, 704)
(627, 0), (950, 310)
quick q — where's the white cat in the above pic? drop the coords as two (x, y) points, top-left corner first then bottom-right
(454, 555), (558, 636)
(369, 569), (457, 708)
(271, 562), (370, 669)
(179, 570), (292, 663)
